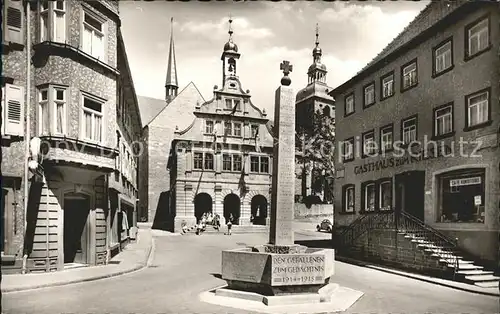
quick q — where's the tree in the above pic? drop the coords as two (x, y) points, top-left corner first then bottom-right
(296, 109), (335, 203)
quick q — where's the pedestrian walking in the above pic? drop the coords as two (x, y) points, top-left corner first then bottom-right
(225, 213), (233, 235)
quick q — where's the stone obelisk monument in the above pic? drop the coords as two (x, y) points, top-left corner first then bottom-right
(269, 60), (296, 247)
(215, 61), (349, 308)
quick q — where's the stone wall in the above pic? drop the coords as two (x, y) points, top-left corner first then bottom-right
(294, 203), (333, 219)
(350, 229), (446, 274)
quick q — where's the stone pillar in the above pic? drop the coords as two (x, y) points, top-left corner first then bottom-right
(269, 73), (295, 246)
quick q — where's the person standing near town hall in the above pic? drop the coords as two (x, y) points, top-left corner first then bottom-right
(225, 213), (233, 235)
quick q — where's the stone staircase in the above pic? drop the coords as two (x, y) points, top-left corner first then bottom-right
(336, 211), (499, 288)
(405, 233), (499, 288)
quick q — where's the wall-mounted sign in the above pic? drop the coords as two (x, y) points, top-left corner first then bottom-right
(450, 177), (481, 187)
(353, 144), (452, 175)
(474, 195), (482, 206)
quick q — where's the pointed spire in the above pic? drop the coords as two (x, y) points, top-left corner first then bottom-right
(165, 17), (178, 102)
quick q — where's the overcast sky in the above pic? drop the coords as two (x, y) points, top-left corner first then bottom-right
(120, 1), (428, 117)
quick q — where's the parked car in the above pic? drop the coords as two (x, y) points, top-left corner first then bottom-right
(316, 219), (332, 233)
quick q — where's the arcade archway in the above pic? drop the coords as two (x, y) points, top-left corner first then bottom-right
(223, 193), (240, 225)
(251, 195), (268, 225)
(194, 193), (212, 222)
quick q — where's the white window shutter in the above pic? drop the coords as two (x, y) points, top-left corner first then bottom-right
(4, 84), (25, 137)
(4, 0), (25, 46)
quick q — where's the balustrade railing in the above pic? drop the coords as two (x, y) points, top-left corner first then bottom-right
(338, 210), (460, 275)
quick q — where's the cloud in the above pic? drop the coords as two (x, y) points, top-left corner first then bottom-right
(180, 17), (274, 40)
(119, 1), (424, 120)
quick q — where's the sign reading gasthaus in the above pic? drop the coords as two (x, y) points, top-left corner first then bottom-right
(271, 254), (325, 286)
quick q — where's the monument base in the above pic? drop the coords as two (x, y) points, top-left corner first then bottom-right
(219, 245), (335, 298)
(201, 245), (363, 311)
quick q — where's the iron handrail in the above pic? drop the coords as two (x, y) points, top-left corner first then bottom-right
(337, 211), (460, 275)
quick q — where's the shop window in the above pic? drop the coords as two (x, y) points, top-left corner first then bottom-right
(438, 168), (485, 223)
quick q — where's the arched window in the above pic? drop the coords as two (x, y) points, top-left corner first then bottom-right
(323, 105), (331, 117)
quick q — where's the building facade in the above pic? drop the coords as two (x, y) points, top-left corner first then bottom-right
(295, 26), (335, 203)
(331, 1), (499, 262)
(137, 19), (205, 227)
(1, 0), (140, 273)
(168, 20), (274, 232)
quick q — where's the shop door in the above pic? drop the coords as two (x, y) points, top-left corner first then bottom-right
(395, 171), (425, 221)
(64, 195), (91, 264)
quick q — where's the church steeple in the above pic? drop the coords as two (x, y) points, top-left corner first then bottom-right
(307, 23), (327, 85)
(221, 15), (241, 86)
(165, 17), (178, 103)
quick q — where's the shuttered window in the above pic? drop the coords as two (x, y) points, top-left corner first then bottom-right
(3, 0), (24, 45)
(2, 84), (25, 137)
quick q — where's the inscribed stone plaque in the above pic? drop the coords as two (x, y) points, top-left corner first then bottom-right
(270, 86), (295, 246)
(271, 254), (325, 286)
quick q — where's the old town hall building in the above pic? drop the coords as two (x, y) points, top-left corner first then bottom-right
(167, 19), (274, 231)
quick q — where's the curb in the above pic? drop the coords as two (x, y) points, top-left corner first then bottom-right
(336, 256), (499, 297)
(3, 234), (156, 294)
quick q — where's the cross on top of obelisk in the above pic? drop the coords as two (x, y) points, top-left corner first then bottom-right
(280, 60), (292, 86)
(280, 60), (293, 76)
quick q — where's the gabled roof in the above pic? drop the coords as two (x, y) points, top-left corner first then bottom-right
(137, 95), (168, 128)
(331, 0), (470, 95)
(148, 82), (205, 129)
(137, 82), (205, 129)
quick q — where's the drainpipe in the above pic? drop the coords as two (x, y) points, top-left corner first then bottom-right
(22, 0), (32, 275)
